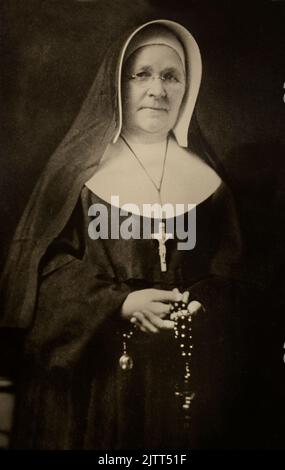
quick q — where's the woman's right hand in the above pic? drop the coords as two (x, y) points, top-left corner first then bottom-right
(121, 288), (182, 333)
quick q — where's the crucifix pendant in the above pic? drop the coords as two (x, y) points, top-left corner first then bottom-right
(152, 221), (173, 272)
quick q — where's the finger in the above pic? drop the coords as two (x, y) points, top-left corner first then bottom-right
(150, 289), (182, 303)
(132, 314), (147, 333)
(172, 288), (184, 302)
(182, 291), (190, 304)
(161, 319), (175, 329)
(143, 310), (168, 328)
(143, 311), (175, 330)
(188, 300), (204, 315)
(172, 288), (181, 296)
(133, 312), (159, 334)
(148, 302), (171, 317)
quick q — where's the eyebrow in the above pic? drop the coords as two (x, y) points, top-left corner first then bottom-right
(128, 65), (185, 76)
(162, 66), (185, 76)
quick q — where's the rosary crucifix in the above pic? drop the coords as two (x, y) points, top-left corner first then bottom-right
(152, 220), (173, 272)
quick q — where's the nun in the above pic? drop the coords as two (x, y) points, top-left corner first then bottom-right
(1, 20), (243, 449)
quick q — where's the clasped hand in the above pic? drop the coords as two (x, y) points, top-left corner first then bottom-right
(121, 288), (203, 333)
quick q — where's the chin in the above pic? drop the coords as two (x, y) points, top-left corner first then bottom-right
(138, 120), (169, 135)
(142, 126), (166, 134)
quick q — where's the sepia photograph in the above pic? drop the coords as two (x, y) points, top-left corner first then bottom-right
(0, 0), (284, 455)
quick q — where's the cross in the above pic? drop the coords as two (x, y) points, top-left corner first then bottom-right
(152, 221), (173, 272)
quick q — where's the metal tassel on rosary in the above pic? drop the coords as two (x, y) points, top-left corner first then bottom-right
(119, 327), (134, 371)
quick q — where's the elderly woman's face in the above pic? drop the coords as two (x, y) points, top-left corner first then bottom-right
(122, 44), (186, 141)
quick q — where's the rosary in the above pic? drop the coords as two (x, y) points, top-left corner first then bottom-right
(119, 291), (196, 421)
(170, 291), (196, 421)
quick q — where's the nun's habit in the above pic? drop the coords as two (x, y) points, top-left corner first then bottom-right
(1, 20), (243, 449)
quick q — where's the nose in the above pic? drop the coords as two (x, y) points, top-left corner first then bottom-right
(146, 77), (167, 98)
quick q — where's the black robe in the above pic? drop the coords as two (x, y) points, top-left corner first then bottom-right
(10, 183), (243, 449)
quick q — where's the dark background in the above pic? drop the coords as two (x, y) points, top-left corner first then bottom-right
(1, 0), (284, 448)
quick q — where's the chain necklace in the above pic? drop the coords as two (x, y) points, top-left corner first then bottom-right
(120, 134), (168, 202)
(120, 134), (172, 272)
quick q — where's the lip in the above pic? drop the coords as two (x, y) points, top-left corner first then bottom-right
(140, 106), (168, 112)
